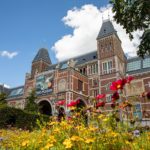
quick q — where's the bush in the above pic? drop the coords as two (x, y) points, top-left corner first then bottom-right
(0, 105), (49, 130)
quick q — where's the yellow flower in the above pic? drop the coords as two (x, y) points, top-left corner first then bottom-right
(63, 138), (72, 149)
(98, 114), (105, 119)
(53, 128), (60, 134)
(125, 140), (130, 145)
(49, 121), (57, 126)
(89, 126), (97, 132)
(38, 140), (42, 144)
(71, 135), (83, 142)
(110, 132), (119, 137)
(103, 118), (109, 122)
(48, 135), (56, 143)
(85, 138), (95, 144)
(22, 140), (29, 147)
(60, 121), (67, 126)
(44, 143), (54, 149)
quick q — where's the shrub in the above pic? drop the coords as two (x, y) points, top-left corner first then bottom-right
(0, 105), (49, 130)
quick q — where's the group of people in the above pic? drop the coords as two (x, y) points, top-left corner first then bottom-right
(55, 106), (95, 126)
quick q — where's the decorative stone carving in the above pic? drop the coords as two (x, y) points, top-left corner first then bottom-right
(68, 59), (77, 68)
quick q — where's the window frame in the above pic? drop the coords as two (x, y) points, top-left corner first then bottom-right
(106, 94), (112, 103)
(78, 80), (83, 91)
(102, 60), (113, 74)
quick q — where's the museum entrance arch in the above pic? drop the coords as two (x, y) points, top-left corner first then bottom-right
(38, 100), (52, 116)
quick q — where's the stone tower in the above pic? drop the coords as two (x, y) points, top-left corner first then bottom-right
(97, 19), (126, 102)
(31, 48), (51, 78)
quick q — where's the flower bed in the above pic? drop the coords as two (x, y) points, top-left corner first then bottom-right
(0, 112), (150, 150)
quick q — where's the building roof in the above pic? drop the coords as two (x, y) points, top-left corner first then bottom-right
(97, 19), (119, 40)
(32, 48), (51, 64)
(47, 51), (97, 71)
(126, 56), (150, 75)
(75, 51), (97, 65)
(7, 85), (24, 100)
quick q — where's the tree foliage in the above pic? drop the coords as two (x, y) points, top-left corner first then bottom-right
(24, 89), (39, 113)
(0, 92), (7, 105)
(110, 0), (150, 57)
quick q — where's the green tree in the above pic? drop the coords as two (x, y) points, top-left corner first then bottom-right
(0, 92), (7, 105)
(110, 0), (150, 57)
(24, 89), (39, 113)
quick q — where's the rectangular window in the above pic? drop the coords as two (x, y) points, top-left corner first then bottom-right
(108, 61), (112, 70)
(101, 45), (103, 51)
(91, 65), (93, 74)
(88, 67), (91, 75)
(102, 61), (113, 74)
(92, 79), (99, 87)
(78, 80), (83, 91)
(127, 61), (141, 71)
(143, 58), (150, 68)
(106, 82), (111, 91)
(106, 95), (112, 103)
(96, 64), (98, 73)
(93, 89), (99, 97)
(83, 68), (86, 75)
(108, 43), (112, 51)
(94, 65), (96, 73)
(103, 62), (107, 73)
(89, 64), (98, 74)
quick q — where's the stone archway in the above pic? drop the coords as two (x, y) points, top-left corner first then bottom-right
(38, 100), (52, 116)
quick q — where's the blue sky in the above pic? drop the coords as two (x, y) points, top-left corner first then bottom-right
(0, 0), (109, 87)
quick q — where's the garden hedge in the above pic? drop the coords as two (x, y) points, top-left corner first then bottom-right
(0, 105), (49, 130)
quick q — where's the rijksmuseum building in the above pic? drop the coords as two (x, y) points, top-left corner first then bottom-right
(5, 20), (150, 120)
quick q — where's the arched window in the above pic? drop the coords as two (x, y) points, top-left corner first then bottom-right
(83, 68), (86, 75)
(80, 69), (83, 74)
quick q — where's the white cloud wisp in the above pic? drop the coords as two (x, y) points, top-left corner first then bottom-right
(0, 51), (18, 59)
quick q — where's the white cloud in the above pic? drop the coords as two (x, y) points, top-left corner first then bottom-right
(0, 51), (18, 59)
(52, 4), (143, 62)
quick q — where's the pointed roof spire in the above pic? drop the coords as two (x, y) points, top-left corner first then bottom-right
(32, 48), (51, 64)
(97, 20), (118, 40)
